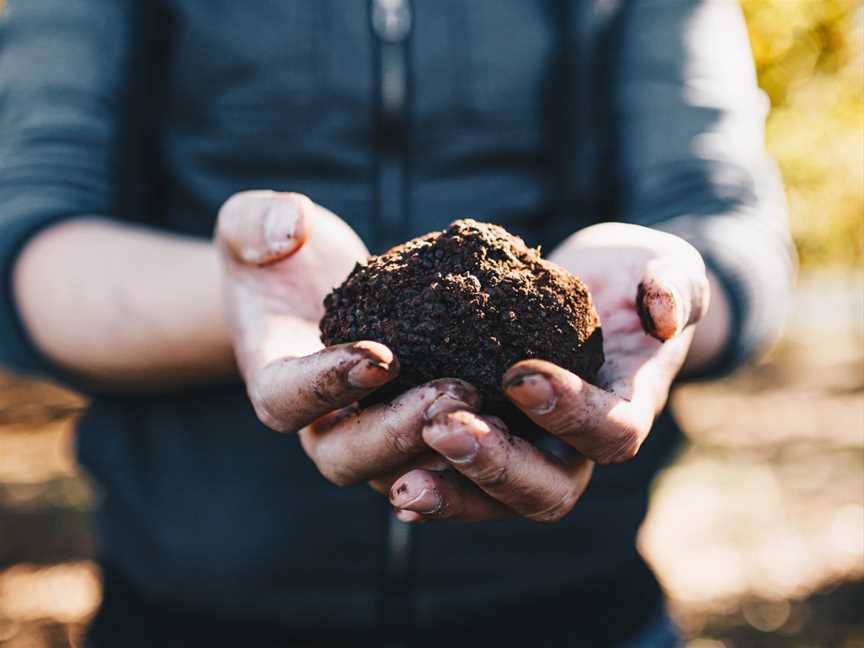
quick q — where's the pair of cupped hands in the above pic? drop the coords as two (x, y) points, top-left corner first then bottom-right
(217, 191), (709, 523)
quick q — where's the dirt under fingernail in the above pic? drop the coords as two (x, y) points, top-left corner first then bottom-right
(347, 358), (392, 389)
(636, 281), (658, 336)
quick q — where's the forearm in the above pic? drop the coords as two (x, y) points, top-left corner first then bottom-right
(13, 218), (236, 390)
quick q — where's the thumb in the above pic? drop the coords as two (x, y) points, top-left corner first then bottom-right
(636, 254), (710, 341)
(217, 190), (311, 266)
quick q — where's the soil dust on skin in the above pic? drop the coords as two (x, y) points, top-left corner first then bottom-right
(0, 270), (861, 647)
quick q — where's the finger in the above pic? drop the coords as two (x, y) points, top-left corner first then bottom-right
(300, 379), (482, 487)
(250, 340), (398, 432)
(217, 190), (312, 266)
(503, 360), (655, 464)
(389, 469), (513, 523)
(636, 256), (709, 341)
(368, 452), (450, 495)
(421, 412), (593, 522)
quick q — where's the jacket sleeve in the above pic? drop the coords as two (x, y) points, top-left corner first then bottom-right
(0, 0), (137, 377)
(607, 0), (796, 376)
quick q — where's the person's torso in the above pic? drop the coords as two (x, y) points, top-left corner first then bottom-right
(144, 0), (566, 252)
(85, 0), (675, 640)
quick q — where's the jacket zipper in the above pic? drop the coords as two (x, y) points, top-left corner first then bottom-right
(371, 0), (415, 641)
(372, 0), (411, 248)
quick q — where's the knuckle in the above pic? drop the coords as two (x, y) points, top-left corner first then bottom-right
(321, 466), (357, 487)
(250, 394), (293, 432)
(329, 470), (358, 487)
(381, 423), (420, 458)
(597, 427), (642, 464)
(472, 460), (510, 489)
(527, 488), (578, 524)
(249, 381), (291, 433)
(252, 400), (286, 432)
(309, 439), (340, 483)
(315, 456), (357, 487)
(467, 434), (512, 487)
(306, 381), (336, 411)
(557, 406), (593, 437)
(530, 505), (567, 524)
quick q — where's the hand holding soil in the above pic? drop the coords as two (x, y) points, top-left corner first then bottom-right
(321, 220), (710, 523)
(218, 192), (709, 524)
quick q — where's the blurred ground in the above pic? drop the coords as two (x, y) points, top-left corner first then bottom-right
(641, 269), (864, 647)
(0, 269), (861, 648)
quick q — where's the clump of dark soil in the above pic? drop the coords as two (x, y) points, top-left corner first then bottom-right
(320, 219), (603, 420)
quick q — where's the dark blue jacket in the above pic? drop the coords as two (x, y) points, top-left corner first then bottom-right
(0, 0), (794, 644)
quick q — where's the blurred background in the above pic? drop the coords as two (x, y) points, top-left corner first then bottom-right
(0, 1), (862, 647)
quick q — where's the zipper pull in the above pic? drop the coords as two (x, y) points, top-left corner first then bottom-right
(372, 0), (412, 43)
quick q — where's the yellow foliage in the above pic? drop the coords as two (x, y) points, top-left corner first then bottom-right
(741, 0), (864, 266)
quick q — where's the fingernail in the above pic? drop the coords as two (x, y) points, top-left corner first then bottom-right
(505, 373), (556, 414)
(636, 280), (686, 341)
(347, 357), (393, 388)
(262, 199), (299, 254)
(425, 414), (487, 463)
(391, 484), (442, 514)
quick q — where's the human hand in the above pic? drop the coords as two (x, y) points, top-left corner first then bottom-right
(388, 223), (709, 522)
(216, 191), (482, 485)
